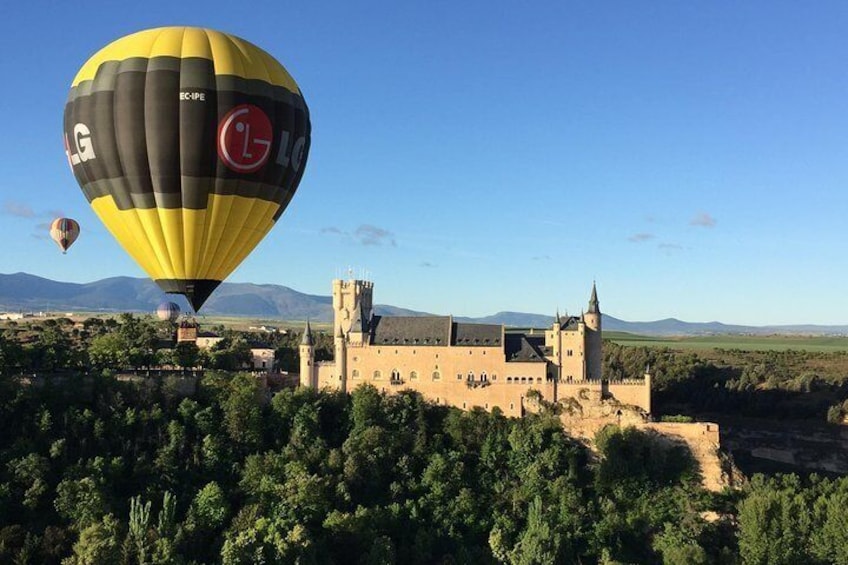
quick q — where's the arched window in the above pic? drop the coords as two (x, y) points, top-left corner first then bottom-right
(410, 371), (418, 380)
(432, 371), (441, 381)
(507, 377), (513, 383)
(352, 369), (360, 379)
(391, 369), (400, 382)
(373, 370), (382, 380)
(481, 372), (488, 382)
(467, 372), (475, 382)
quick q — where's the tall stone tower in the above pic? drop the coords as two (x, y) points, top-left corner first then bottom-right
(332, 279), (373, 337)
(299, 321), (315, 388)
(334, 324), (347, 393)
(583, 283), (603, 379)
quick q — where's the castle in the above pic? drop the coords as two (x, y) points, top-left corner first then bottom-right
(299, 279), (651, 417)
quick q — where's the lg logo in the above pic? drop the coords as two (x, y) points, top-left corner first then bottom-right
(65, 123), (96, 167)
(217, 104), (306, 174)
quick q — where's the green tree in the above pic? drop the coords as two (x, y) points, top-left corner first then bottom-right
(222, 374), (264, 450)
(54, 477), (106, 531)
(64, 513), (122, 565)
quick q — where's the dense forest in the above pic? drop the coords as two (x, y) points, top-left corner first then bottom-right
(603, 342), (848, 423)
(1, 317), (848, 563)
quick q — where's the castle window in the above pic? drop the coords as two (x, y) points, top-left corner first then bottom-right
(374, 370), (382, 380)
(537, 377), (542, 383)
(567, 350), (573, 356)
(467, 372), (474, 382)
(510, 403), (514, 410)
(507, 377), (512, 383)
(391, 370), (400, 382)
(410, 371), (418, 380)
(432, 371), (441, 381)
(485, 403), (488, 409)
(353, 356), (359, 362)
(462, 402), (466, 409)
(481, 372), (488, 382)
(352, 369), (360, 379)
(457, 374), (462, 381)
(492, 374), (497, 381)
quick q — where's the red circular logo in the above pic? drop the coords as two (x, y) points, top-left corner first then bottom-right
(217, 104), (273, 173)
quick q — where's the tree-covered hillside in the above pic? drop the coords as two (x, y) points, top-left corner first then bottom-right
(3, 319), (848, 563)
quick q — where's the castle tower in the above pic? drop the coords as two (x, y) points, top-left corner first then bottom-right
(643, 364), (653, 415)
(334, 324), (347, 393)
(583, 282), (603, 379)
(332, 279), (374, 337)
(299, 321), (315, 389)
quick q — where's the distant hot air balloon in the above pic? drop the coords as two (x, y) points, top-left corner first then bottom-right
(64, 27), (311, 311)
(49, 217), (80, 254)
(156, 301), (181, 323)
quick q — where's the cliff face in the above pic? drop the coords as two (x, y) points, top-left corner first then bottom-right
(556, 394), (731, 492)
(713, 416), (848, 477)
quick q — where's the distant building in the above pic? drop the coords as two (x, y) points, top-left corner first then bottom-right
(0, 312), (29, 320)
(299, 279), (650, 417)
(176, 321), (198, 343)
(250, 348), (275, 370)
(196, 332), (224, 350)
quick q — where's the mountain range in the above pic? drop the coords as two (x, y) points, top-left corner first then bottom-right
(1, 272), (847, 336)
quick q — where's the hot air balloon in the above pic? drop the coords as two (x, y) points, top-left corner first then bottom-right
(49, 217), (80, 254)
(156, 301), (181, 323)
(64, 27), (311, 310)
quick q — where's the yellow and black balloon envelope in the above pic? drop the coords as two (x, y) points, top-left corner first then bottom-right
(64, 27), (310, 310)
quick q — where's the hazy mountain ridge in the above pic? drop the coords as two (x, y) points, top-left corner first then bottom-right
(1, 273), (846, 336)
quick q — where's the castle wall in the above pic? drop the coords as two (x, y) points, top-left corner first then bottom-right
(338, 345), (549, 417)
(315, 362), (339, 390)
(606, 380), (651, 413)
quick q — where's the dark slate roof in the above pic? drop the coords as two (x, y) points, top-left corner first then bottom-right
(559, 316), (581, 331)
(301, 321), (313, 346)
(588, 283), (599, 313)
(505, 333), (547, 362)
(452, 322), (501, 346)
(371, 316), (451, 346)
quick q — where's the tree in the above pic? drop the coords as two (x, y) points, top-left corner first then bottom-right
(737, 477), (811, 565)
(88, 333), (130, 370)
(54, 477), (106, 531)
(222, 374), (264, 450)
(173, 342), (200, 370)
(64, 513), (122, 565)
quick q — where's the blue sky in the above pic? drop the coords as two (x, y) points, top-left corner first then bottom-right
(1, 1), (847, 325)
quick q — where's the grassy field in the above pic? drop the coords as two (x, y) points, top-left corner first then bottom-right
(605, 331), (848, 353)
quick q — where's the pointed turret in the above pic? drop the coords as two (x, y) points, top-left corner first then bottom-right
(583, 282), (602, 379)
(299, 320), (315, 389)
(301, 320), (313, 346)
(588, 281), (599, 314)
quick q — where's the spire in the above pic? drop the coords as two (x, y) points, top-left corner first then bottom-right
(587, 281), (599, 314)
(301, 320), (313, 346)
(555, 308), (561, 326)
